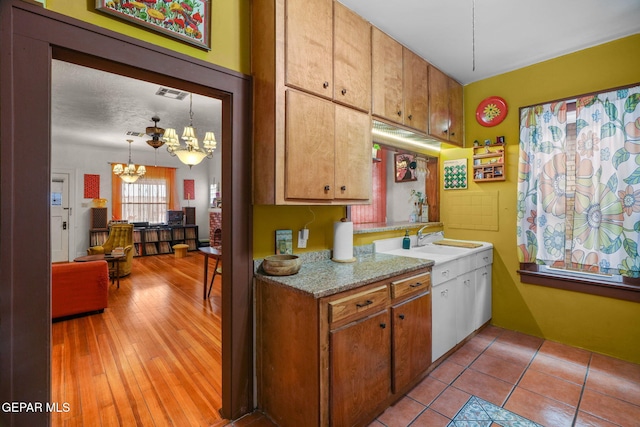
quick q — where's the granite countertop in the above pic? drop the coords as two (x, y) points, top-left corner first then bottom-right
(255, 252), (434, 299)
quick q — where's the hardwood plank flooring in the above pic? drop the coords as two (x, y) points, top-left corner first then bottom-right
(52, 253), (226, 427)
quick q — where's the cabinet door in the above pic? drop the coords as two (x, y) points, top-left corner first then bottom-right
(403, 48), (428, 133)
(285, 90), (335, 200)
(330, 310), (391, 427)
(371, 28), (403, 123)
(285, 0), (333, 98)
(432, 280), (457, 362)
(428, 65), (450, 141)
(448, 79), (463, 145)
(334, 2), (371, 112)
(392, 293), (432, 393)
(474, 265), (492, 329)
(456, 271), (476, 343)
(334, 105), (372, 201)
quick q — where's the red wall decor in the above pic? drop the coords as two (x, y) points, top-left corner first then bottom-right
(84, 174), (100, 199)
(184, 179), (195, 200)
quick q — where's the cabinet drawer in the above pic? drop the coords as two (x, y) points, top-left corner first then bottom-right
(391, 272), (431, 299)
(474, 249), (493, 268)
(329, 285), (389, 324)
(432, 259), (459, 286)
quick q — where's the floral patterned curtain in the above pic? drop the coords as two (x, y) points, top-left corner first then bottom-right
(517, 85), (640, 278)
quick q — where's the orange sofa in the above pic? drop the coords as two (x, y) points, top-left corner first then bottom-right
(52, 261), (109, 319)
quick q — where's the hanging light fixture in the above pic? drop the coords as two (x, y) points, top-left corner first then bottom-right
(113, 139), (146, 183)
(146, 116), (165, 166)
(163, 93), (217, 168)
(146, 116), (165, 149)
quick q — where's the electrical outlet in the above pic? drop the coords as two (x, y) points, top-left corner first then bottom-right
(298, 229), (309, 248)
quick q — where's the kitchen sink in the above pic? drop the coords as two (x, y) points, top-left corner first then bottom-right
(412, 244), (472, 256)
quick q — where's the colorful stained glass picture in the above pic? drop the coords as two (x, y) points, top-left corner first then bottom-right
(443, 159), (468, 190)
(96, 0), (210, 50)
(84, 174), (100, 199)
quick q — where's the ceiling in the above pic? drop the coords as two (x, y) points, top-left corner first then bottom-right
(51, 60), (222, 151)
(51, 1), (640, 150)
(338, 0), (640, 85)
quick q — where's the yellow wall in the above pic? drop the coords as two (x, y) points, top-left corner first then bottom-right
(46, 0), (251, 74)
(441, 34), (640, 363)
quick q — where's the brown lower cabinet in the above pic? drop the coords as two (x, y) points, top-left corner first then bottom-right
(256, 268), (432, 427)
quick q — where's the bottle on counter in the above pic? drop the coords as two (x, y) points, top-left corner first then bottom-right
(402, 230), (411, 249)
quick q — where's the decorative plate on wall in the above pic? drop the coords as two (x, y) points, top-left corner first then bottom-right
(476, 96), (508, 127)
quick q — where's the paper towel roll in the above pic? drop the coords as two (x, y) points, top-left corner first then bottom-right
(332, 220), (355, 262)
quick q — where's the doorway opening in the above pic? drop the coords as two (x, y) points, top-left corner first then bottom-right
(50, 59), (227, 423)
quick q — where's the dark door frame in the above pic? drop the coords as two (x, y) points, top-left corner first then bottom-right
(0, 2), (253, 426)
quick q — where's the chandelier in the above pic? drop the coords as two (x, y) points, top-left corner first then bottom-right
(113, 139), (146, 183)
(163, 93), (217, 168)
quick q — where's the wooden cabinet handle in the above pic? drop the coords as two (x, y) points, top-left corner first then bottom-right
(341, 88), (347, 95)
(356, 300), (373, 308)
(324, 185), (330, 191)
(380, 323), (386, 329)
(340, 185), (346, 191)
(399, 314), (405, 320)
(323, 81), (329, 88)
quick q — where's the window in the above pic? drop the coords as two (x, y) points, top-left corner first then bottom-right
(350, 148), (387, 224)
(112, 165), (178, 223)
(517, 84), (640, 298)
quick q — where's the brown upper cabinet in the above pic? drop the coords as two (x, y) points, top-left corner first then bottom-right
(333, 2), (372, 112)
(428, 66), (464, 146)
(371, 28), (429, 133)
(252, 0), (372, 204)
(285, 0), (334, 99)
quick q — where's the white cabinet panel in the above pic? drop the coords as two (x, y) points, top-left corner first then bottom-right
(474, 265), (492, 328)
(456, 271), (475, 343)
(432, 279), (457, 362)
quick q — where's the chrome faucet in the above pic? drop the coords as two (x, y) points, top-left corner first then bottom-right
(416, 225), (431, 247)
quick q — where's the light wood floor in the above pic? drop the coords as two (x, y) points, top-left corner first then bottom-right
(51, 252), (228, 427)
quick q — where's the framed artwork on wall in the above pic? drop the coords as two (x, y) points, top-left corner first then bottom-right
(443, 159), (468, 190)
(395, 153), (417, 182)
(95, 0), (211, 50)
(184, 179), (195, 200)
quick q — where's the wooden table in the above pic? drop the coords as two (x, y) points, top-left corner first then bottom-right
(199, 246), (221, 299)
(74, 253), (126, 288)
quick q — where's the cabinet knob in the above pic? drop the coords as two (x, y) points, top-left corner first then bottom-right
(341, 88), (347, 95)
(380, 323), (386, 329)
(409, 282), (422, 288)
(340, 185), (346, 191)
(399, 314), (405, 320)
(397, 110), (402, 117)
(324, 185), (330, 191)
(408, 114), (413, 120)
(450, 132), (455, 136)
(443, 129), (448, 134)
(323, 81), (329, 89)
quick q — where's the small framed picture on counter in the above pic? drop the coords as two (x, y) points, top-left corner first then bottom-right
(275, 229), (293, 255)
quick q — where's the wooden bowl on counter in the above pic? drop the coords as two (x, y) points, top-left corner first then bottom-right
(262, 255), (302, 276)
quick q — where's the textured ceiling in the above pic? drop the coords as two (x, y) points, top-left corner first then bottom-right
(51, 60), (222, 152)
